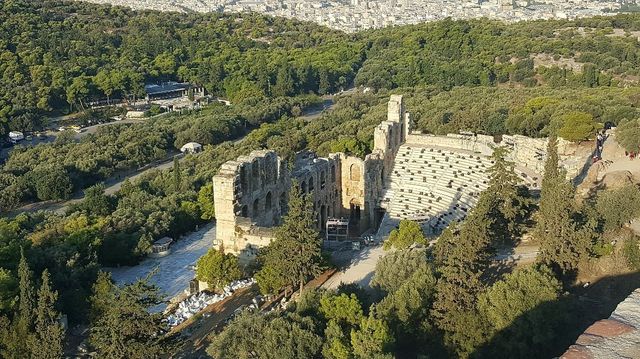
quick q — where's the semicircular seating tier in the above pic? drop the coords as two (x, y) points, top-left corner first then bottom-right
(381, 141), (539, 236)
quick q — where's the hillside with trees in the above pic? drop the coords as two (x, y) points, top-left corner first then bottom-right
(1, 2), (640, 358)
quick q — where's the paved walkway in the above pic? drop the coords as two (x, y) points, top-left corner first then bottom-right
(106, 223), (216, 307)
(322, 245), (386, 289)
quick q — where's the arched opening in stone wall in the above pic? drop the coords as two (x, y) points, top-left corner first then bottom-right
(321, 205), (327, 231)
(349, 163), (361, 181)
(349, 199), (362, 236)
(241, 205), (248, 218)
(349, 199), (361, 224)
(265, 192), (272, 211)
(253, 198), (260, 216)
(301, 180), (307, 194)
(309, 177), (315, 192)
(321, 171), (326, 189)
(240, 166), (248, 192)
(279, 193), (286, 214)
(251, 162), (260, 189)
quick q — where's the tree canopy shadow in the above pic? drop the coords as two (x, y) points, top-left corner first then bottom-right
(471, 270), (640, 359)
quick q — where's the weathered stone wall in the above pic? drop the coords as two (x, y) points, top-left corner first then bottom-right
(292, 151), (343, 232)
(374, 94), (411, 181)
(213, 96), (411, 261)
(215, 94), (589, 262)
(213, 150), (290, 260)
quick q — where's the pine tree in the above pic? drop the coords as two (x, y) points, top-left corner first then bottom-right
(431, 199), (494, 357)
(256, 182), (323, 294)
(30, 270), (64, 359)
(90, 277), (166, 359)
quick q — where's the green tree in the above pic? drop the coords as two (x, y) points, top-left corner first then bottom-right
(616, 118), (640, 153)
(272, 62), (294, 97)
(1, 252), (34, 359)
(207, 312), (322, 359)
(320, 292), (364, 359)
(89, 277), (167, 359)
(94, 69), (115, 104)
(476, 266), (567, 358)
(256, 183), (323, 294)
(66, 76), (91, 111)
(431, 199), (494, 357)
(30, 270), (64, 359)
(0, 268), (16, 312)
(622, 236), (640, 270)
(197, 183), (216, 220)
(375, 264), (439, 357)
(370, 248), (429, 294)
(82, 183), (112, 216)
(595, 184), (640, 231)
(383, 220), (427, 250)
(535, 138), (589, 276)
(350, 314), (394, 358)
(557, 112), (600, 142)
(486, 146), (530, 245)
(172, 156), (181, 192)
(195, 248), (242, 291)
(29, 165), (73, 201)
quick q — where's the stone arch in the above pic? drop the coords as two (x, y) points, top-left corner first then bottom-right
(309, 177), (315, 192)
(241, 205), (248, 218)
(349, 163), (361, 181)
(301, 180), (307, 194)
(349, 198), (361, 223)
(265, 192), (272, 211)
(240, 166), (249, 192)
(253, 198), (260, 216)
(251, 161), (260, 189)
(321, 205), (327, 230)
(279, 192), (286, 212)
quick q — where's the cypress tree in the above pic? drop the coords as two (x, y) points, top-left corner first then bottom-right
(256, 182), (323, 295)
(173, 156), (181, 192)
(272, 62), (295, 97)
(30, 270), (64, 359)
(486, 146), (530, 245)
(4, 251), (35, 359)
(535, 136), (589, 276)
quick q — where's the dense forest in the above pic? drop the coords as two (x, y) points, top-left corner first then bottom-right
(5, 0), (640, 136)
(1, 0), (640, 358)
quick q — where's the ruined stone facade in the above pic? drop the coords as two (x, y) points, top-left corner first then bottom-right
(213, 95), (588, 263)
(213, 95), (407, 262)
